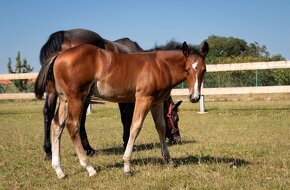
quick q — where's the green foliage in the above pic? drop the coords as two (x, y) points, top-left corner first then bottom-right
(159, 37), (288, 88)
(7, 51), (34, 92)
(0, 85), (6, 93)
(203, 35), (288, 87)
(205, 35), (275, 64)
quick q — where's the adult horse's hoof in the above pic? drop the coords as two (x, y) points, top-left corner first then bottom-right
(165, 158), (176, 167)
(124, 171), (133, 177)
(44, 153), (52, 161)
(167, 161), (176, 167)
(86, 148), (97, 157)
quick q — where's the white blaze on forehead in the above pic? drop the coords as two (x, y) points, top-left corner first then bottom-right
(192, 62), (198, 70)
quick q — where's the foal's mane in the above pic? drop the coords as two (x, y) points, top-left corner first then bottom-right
(151, 40), (200, 55)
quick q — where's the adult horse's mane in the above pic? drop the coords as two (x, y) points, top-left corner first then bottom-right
(114, 38), (143, 51)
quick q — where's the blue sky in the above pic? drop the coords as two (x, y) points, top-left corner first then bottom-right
(0, 0), (289, 73)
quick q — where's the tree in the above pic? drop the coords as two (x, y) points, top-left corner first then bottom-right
(203, 35), (288, 87)
(0, 85), (6, 93)
(7, 51), (34, 92)
(205, 35), (279, 65)
(152, 37), (289, 87)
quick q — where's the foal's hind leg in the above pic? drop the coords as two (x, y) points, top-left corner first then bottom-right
(51, 99), (66, 179)
(151, 103), (174, 166)
(66, 97), (96, 177)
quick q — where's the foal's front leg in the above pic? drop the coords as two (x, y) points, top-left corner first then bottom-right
(80, 101), (96, 156)
(123, 97), (152, 175)
(151, 103), (174, 166)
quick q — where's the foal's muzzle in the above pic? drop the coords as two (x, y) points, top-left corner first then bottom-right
(189, 95), (200, 103)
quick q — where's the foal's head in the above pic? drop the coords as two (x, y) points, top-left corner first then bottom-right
(182, 41), (209, 103)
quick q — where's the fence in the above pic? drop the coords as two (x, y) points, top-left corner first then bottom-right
(1, 61), (290, 102)
(174, 60), (290, 112)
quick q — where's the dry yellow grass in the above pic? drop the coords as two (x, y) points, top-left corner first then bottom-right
(0, 98), (289, 189)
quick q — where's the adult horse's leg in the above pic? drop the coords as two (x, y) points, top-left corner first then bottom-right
(151, 103), (174, 165)
(80, 102), (96, 156)
(65, 97), (96, 177)
(51, 99), (66, 179)
(118, 103), (135, 149)
(43, 85), (58, 160)
(123, 97), (152, 175)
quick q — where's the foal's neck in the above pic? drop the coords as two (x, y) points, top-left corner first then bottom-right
(159, 51), (188, 87)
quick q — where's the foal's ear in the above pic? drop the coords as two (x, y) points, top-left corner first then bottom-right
(201, 41), (209, 57)
(181, 41), (189, 57)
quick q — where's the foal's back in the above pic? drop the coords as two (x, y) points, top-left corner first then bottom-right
(54, 44), (185, 102)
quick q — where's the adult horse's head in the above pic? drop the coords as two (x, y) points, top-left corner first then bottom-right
(164, 97), (182, 144)
(182, 41), (209, 103)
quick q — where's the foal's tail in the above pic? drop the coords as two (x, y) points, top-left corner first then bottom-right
(34, 31), (64, 99)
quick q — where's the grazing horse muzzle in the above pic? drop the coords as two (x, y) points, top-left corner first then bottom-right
(189, 95), (200, 103)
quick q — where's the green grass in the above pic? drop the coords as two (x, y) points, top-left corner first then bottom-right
(0, 99), (289, 189)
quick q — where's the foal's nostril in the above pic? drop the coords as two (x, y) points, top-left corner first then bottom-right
(189, 95), (200, 103)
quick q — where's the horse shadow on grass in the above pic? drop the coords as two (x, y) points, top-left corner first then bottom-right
(105, 154), (250, 170)
(99, 139), (197, 155)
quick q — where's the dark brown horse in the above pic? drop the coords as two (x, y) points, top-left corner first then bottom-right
(164, 97), (182, 143)
(35, 29), (182, 160)
(40, 41), (208, 178)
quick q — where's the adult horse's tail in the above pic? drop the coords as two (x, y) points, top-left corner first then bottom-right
(34, 31), (64, 99)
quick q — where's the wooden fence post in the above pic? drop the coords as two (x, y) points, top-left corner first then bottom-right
(198, 82), (207, 114)
(86, 104), (92, 115)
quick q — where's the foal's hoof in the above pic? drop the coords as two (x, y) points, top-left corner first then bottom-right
(89, 171), (97, 177)
(44, 153), (52, 161)
(58, 174), (68, 180)
(124, 171), (133, 177)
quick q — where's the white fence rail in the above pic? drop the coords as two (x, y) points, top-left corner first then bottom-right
(206, 60), (290, 72)
(0, 73), (38, 80)
(171, 86), (290, 96)
(0, 61), (289, 101)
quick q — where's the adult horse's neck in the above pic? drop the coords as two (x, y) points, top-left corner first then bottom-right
(103, 39), (131, 53)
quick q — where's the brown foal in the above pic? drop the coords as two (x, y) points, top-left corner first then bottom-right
(45, 41), (208, 178)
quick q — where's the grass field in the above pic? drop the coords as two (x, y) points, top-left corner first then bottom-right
(0, 98), (289, 189)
